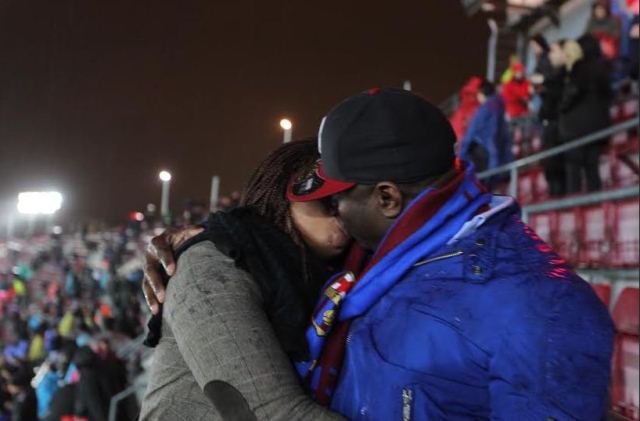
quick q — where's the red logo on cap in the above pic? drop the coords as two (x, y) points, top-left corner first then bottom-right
(367, 87), (381, 95)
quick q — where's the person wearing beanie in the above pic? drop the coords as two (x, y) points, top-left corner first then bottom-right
(289, 88), (614, 420)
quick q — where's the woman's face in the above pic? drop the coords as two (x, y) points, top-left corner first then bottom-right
(290, 199), (350, 260)
(594, 5), (607, 20)
(549, 43), (565, 68)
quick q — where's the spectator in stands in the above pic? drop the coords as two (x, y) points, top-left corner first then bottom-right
(73, 345), (110, 421)
(529, 35), (551, 117)
(230, 190), (242, 208)
(540, 40), (569, 196)
(587, 1), (621, 60)
(459, 79), (513, 186)
(6, 367), (37, 421)
(140, 139), (350, 420)
(502, 62), (532, 119)
(216, 195), (233, 211)
(449, 76), (483, 142)
(529, 34), (553, 78)
(500, 54), (520, 83)
(502, 62), (533, 147)
(559, 36), (612, 193)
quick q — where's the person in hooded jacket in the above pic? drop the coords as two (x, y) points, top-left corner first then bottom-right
(587, 1), (621, 60)
(559, 35), (612, 193)
(449, 76), (483, 142)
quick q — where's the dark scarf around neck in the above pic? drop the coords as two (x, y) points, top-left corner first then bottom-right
(144, 207), (329, 361)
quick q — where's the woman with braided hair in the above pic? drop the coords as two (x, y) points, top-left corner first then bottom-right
(139, 139), (353, 420)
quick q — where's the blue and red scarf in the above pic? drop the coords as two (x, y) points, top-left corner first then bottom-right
(295, 163), (492, 405)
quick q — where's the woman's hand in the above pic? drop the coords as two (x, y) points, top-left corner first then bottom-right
(142, 226), (204, 314)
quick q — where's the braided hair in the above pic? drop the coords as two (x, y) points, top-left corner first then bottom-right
(241, 138), (318, 246)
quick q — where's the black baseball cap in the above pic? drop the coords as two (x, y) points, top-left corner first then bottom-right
(287, 159), (355, 202)
(318, 88), (456, 184)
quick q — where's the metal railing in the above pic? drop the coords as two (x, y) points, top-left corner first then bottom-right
(108, 383), (146, 421)
(477, 118), (639, 220)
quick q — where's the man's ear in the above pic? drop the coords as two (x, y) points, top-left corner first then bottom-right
(373, 182), (403, 219)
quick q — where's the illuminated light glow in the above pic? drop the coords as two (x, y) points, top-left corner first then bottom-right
(159, 170), (172, 182)
(52, 226), (63, 235)
(280, 118), (293, 130)
(17, 191), (63, 215)
(507, 0), (546, 6)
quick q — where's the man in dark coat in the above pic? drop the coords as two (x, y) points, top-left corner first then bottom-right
(540, 40), (568, 196)
(73, 346), (109, 421)
(7, 367), (37, 421)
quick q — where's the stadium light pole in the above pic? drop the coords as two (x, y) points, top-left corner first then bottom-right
(486, 19), (498, 82)
(209, 175), (220, 212)
(159, 170), (172, 224)
(280, 118), (293, 143)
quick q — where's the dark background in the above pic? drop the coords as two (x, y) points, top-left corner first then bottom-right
(0, 0), (487, 225)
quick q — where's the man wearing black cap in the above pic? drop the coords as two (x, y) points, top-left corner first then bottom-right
(289, 88), (614, 420)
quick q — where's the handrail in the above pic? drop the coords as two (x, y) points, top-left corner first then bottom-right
(108, 383), (142, 421)
(477, 118), (639, 179)
(521, 185), (640, 223)
(116, 333), (146, 359)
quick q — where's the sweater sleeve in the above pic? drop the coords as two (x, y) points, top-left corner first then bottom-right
(164, 241), (343, 421)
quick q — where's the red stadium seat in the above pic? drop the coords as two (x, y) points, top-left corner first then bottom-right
(610, 103), (622, 123)
(611, 200), (640, 268)
(599, 149), (614, 189)
(579, 205), (612, 268)
(613, 287), (640, 335)
(590, 283), (612, 307)
(621, 99), (639, 120)
(517, 170), (535, 204)
(529, 212), (556, 247)
(553, 209), (580, 266)
(531, 166), (548, 203)
(610, 287), (640, 420)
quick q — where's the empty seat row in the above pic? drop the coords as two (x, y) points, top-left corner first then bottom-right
(591, 285), (639, 420)
(528, 199), (639, 268)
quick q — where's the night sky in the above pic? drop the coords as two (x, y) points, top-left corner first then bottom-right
(0, 1), (488, 225)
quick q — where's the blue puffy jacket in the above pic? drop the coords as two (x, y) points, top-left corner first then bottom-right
(331, 198), (614, 420)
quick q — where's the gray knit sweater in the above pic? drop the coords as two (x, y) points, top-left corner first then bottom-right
(139, 241), (343, 420)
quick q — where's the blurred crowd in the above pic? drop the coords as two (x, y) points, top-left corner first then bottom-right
(450, 0), (639, 195)
(0, 225), (153, 421)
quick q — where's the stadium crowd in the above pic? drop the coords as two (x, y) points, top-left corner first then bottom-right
(450, 1), (639, 196)
(0, 226), (150, 421)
